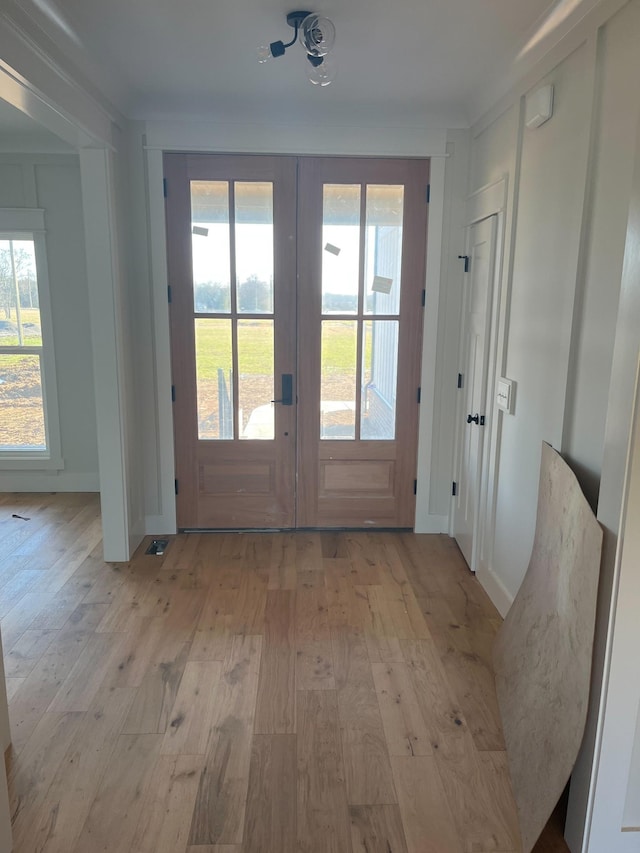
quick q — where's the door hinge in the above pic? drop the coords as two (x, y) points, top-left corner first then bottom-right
(171, 385), (176, 403)
(426, 184), (431, 204)
(421, 289), (426, 307)
(168, 285), (172, 304)
(174, 479), (179, 496)
(417, 387), (421, 404)
(413, 479), (418, 495)
(452, 481), (457, 496)
(163, 178), (168, 198)
(457, 372), (463, 389)
(480, 415), (486, 426)
(458, 254), (470, 273)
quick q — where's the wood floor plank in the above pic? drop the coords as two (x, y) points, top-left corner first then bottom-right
(46, 631), (130, 712)
(3, 627), (56, 677)
(230, 570), (268, 635)
(188, 634), (263, 846)
(349, 804), (409, 853)
(297, 690), (352, 853)
(371, 661), (434, 757)
(5, 676), (25, 701)
(72, 733), (164, 853)
(254, 590), (296, 733)
(296, 641), (335, 690)
(29, 686), (136, 853)
(7, 627), (93, 753)
(243, 734), (296, 853)
(332, 629), (396, 805)
(161, 660), (223, 755)
(122, 642), (191, 735)
(131, 754), (205, 853)
(359, 585), (404, 664)
(391, 756), (463, 853)
(189, 587), (237, 662)
(8, 711), (85, 851)
(268, 532), (298, 590)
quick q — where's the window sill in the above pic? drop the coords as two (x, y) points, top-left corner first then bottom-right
(0, 456), (65, 471)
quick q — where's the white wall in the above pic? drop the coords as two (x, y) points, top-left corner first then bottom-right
(465, 1), (640, 849)
(469, 0), (640, 605)
(0, 153), (99, 492)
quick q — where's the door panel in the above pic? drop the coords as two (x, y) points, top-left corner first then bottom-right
(165, 154), (297, 529)
(297, 157), (429, 528)
(454, 215), (497, 568)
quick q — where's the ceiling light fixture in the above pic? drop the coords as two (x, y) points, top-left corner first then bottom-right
(257, 10), (337, 87)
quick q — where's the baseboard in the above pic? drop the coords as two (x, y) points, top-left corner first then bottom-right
(145, 514), (178, 536)
(0, 471), (99, 492)
(414, 514), (449, 534)
(477, 563), (514, 618)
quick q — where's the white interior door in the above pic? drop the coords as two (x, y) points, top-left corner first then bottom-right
(453, 215), (497, 570)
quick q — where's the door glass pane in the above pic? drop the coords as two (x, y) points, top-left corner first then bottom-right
(320, 320), (357, 440)
(238, 319), (274, 440)
(364, 185), (404, 315)
(322, 185), (360, 314)
(191, 181), (231, 313)
(195, 318), (233, 439)
(361, 321), (399, 440)
(0, 239), (41, 345)
(0, 354), (46, 449)
(235, 182), (274, 314)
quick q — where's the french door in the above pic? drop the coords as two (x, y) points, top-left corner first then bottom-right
(165, 153), (429, 530)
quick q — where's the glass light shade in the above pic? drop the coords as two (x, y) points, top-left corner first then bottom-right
(307, 54), (336, 87)
(299, 14), (336, 57)
(256, 45), (272, 63)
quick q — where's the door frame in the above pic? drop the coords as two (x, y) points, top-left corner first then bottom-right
(145, 140), (449, 535)
(451, 177), (507, 575)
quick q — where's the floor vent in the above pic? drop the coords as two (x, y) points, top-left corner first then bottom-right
(146, 538), (169, 556)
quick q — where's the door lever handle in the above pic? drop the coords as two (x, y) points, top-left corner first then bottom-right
(272, 374), (293, 406)
(467, 413), (480, 424)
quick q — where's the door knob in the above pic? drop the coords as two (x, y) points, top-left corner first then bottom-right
(467, 413), (480, 424)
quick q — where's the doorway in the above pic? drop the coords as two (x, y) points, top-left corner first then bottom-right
(164, 154), (430, 530)
(452, 214), (498, 570)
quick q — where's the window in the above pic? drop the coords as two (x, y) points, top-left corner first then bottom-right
(0, 209), (62, 469)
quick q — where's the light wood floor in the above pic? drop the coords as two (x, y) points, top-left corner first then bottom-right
(0, 493), (570, 853)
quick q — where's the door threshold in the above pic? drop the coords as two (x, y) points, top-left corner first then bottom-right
(180, 527), (414, 533)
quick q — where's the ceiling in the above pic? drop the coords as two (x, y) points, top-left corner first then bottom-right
(6, 0), (592, 127)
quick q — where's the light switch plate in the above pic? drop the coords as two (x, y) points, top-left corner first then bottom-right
(496, 378), (515, 414)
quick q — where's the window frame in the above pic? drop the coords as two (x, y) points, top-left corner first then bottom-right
(0, 208), (63, 470)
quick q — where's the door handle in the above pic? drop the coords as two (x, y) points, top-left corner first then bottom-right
(467, 413), (480, 424)
(272, 374), (293, 406)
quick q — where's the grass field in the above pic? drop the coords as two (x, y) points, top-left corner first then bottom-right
(194, 318), (365, 380)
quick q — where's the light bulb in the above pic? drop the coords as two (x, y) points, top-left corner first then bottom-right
(299, 14), (336, 57)
(307, 54), (336, 87)
(256, 45), (272, 64)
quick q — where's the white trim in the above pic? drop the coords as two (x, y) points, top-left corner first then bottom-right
(466, 177), (508, 224)
(146, 147), (177, 534)
(144, 514), (174, 535)
(0, 207), (45, 231)
(476, 562), (513, 618)
(413, 514), (449, 534)
(0, 470), (99, 491)
(79, 147), (131, 562)
(0, 455), (63, 470)
(144, 120), (449, 159)
(415, 155), (446, 530)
